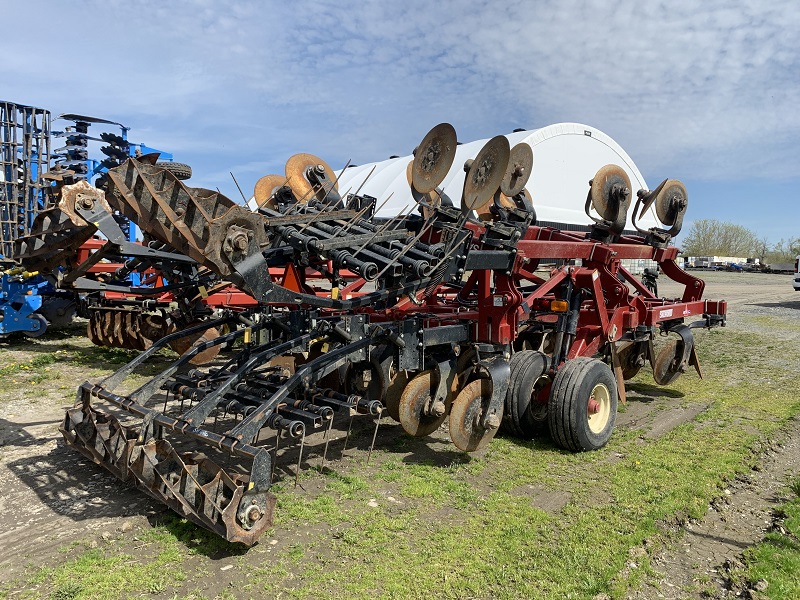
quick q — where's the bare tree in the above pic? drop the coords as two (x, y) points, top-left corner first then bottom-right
(680, 220), (760, 256)
(766, 237), (800, 263)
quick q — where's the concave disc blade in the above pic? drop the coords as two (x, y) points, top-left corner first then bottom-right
(412, 123), (457, 194)
(463, 135), (510, 212)
(500, 143), (533, 197)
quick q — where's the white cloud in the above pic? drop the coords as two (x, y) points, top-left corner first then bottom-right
(2, 0), (798, 224)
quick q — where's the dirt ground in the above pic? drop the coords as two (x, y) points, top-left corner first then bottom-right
(631, 270), (800, 599)
(0, 270), (797, 598)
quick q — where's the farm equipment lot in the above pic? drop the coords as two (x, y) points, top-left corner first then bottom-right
(1, 271), (798, 599)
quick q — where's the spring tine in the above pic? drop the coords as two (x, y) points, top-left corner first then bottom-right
(294, 427), (307, 488)
(162, 389), (170, 414)
(352, 165), (376, 198)
(366, 408), (382, 465)
(336, 203), (372, 237)
(230, 171), (247, 203)
(342, 414), (355, 453)
(373, 218), (436, 280)
(294, 183), (353, 234)
(351, 200), (407, 259)
(271, 430), (281, 483)
(320, 416), (334, 472)
(371, 191), (394, 217)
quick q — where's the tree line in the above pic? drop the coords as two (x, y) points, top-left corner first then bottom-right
(680, 219), (800, 264)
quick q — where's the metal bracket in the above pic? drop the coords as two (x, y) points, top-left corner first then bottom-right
(432, 355), (457, 405)
(475, 355), (510, 429)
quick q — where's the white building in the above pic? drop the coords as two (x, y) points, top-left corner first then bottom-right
(333, 123), (660, 232)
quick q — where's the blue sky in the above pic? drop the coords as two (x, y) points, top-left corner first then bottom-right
(3, 0), (798, 243)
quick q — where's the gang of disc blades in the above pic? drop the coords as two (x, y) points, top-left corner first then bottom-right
(590, 164), (631, 221)
(462, 135), (510, 212)
(500, 142), (533, 197)
(285, 153), (337, 203)
(412, 123), (457, 194)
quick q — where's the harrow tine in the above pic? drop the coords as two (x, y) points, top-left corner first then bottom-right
(352, 165), (377, 198)
(373, 218), (436, 280)
(351, 200), (406, 259)
(366, 409), (383, 465)
(294, 427), (307, 488)
(320, 416), (335, 472)
(271, 430), (281, 483)
(335, 203), (373, 237)
(342, 414), (355, 453)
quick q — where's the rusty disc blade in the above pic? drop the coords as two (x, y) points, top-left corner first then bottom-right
(253, 174), (287, 209)
(500, 143), (533, 197)
(449, 378), (499, 452)
(398, 370), (447, 437)
(138, 314), (168, 344)
(475, 190), (517, 222)
(637, 178), (667, 220)
(655, 179), (687, 226)
(285, 153), (337, 203)
(463, 136), (510, 212)
(98, 311), (114, 347)
(412, 123), (457, 194)
(384, 370), (409, 422)
(653, 339), (682, 386)
(590, 164), (631, 221)
(87, 312), (103, 346)
(168, 324), (222, 365)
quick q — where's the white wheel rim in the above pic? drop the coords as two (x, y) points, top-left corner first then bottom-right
(587, 383), (611, 434)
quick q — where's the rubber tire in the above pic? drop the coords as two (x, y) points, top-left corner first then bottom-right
(504, 350), (549, 439)
(157, 161), (192, 180)
(548, 357), (618, 452)
(22, 314), (48, 338)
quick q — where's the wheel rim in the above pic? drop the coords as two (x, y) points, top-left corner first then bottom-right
(587, 383), (611, 434)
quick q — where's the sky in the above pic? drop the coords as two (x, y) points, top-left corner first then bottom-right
(3, 0), (798, 243)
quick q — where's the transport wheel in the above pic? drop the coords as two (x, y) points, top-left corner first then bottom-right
(384, 369), (409, 422)
(157, 161), (192, 180)
(22, 314), (48, 338)
(504, 350), (550, 439)
(449, 379), (501, 452)
(398, 370), (448, 437)
(548, 357), (617, 452)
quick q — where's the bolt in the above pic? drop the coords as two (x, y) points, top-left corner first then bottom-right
(430, 398), (446, 418)
(484, 412), (501, 430)
(227, 231), (249, 252)
(246, 505), (263, 523)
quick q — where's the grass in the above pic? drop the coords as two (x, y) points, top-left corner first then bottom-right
(23, 528), (188, 600)
(0, 352), (61, 386)
(729, 477), (800, 599)
(1, 308), (799, 599)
